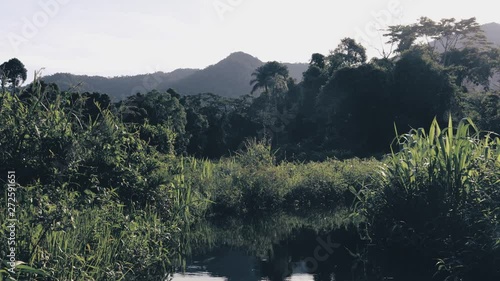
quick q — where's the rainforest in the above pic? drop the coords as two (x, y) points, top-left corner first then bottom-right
(1, 17), (499, 281)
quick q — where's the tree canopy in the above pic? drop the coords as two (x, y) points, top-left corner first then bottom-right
(1, 58), (27, 93)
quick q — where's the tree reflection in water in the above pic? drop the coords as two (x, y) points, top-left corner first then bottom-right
(174, 211), (436, 281)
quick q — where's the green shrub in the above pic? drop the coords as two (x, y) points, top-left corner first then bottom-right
(358, 117), (500, 279)
(210, 157), (293, 214)
(286, 159), (380, 209)
(198, 140), (381, 214)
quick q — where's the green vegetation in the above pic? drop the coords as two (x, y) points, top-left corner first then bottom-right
(179, 139), (380, 214)
(0, 80), (197, 280)
(368, 118), (499, 279)
(0, 58), (27, 94)
(1, 16), (499, 281)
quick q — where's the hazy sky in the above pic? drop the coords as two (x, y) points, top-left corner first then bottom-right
(0, 0), (498, 78)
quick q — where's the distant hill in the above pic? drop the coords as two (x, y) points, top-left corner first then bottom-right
(42, 69), (199, 101)
(42, 52), (308, 101)
(284, 63), (311, 84)
(482, 22), (500, 46)
(482, 23), (500, 90)
(469, 23), (500, 91)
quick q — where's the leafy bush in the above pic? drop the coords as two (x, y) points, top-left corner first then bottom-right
(0, 80), (201, 280)
(0, 83), (173, 211)
(188, 139), (381, 215)
(286, 159), (380, 209)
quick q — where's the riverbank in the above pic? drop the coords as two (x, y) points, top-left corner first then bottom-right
(1, 85), (498, 280)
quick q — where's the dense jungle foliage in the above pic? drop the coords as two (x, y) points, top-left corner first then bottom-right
(0, 17), (499, 280)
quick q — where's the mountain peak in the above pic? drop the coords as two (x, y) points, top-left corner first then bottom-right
(227, 51), (257, 59)
(482, 22), (500, 27)
(223, 52), (263, 66)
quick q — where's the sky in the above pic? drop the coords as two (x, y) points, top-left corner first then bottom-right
(0, 0), (498, 80)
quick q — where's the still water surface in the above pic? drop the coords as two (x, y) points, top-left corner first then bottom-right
(171, 211), (436, 281)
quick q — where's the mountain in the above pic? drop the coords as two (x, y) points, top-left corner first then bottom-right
(284, 63), (311, 83)
(482, 22), (500, 46)
(163, 52), (264, 97)
(42, 52), (308, 101)
(42, 69), (199, 101)
(483, 23), (500, 90)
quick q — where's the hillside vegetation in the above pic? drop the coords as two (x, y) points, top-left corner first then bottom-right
(0, 17), (499, 281)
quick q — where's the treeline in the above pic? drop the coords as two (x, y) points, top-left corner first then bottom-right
(24, 18), (493, 160)
(3, 18), (497, 161)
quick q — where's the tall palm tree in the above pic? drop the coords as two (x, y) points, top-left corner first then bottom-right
(250, 61), (289, 94)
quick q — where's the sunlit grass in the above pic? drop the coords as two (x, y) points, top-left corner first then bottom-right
(358, 116), (500, 279)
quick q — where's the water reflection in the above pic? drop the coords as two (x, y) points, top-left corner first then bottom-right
(173, 273), (226, 281)
(172, 210), (433, 281)
(173, 273), (314, 281)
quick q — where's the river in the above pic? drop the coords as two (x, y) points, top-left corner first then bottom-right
(171, 210), (437, 281)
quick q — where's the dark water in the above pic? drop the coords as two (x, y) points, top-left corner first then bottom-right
(172, 211), (437, 281)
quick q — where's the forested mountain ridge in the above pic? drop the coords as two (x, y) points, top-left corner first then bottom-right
(41, 69), (199, 101)
(41, 23), (499, 101)
(41, 52), (308, 101)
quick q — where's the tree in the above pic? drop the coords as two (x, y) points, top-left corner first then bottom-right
(384, 24), (418, 53)
(316, 63), (393, 155)
(392, 48), (458, 130)
(385, 17), (489, 60)
(119, 90), (188, 154)
(181, 93), (258, 158)
(310, 53), (326, 69)
(299, 53), (329, 125)
(385, 17), (499, 90)
(328, 38), (367, 72)
(250, 61), (289, 94)
(445, 47), (500, 90)
(0, 58), (27, 93)
(464, 92), (500, 132)
(419, 17), (488, 62)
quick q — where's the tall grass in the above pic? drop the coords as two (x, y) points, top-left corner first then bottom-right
(361, 116), (500, 280)
(386, 116), (499, 209)
(0, 186), (182, 281)
(170, 157), (214, 223)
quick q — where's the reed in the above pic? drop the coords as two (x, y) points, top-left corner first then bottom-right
(361, 116), (500, 279)
(385, 116), (499, 210)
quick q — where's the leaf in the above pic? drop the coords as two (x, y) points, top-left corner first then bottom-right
(14, 264), (49, 276)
